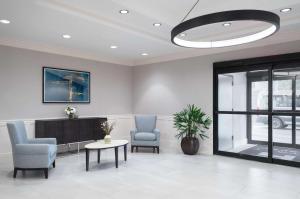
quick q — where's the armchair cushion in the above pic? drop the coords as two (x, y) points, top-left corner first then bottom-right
(15, 144), (54, 155)
(28, 138), (57, 145)
(135, 115), (157, 132)
(134, 132), (156, 141)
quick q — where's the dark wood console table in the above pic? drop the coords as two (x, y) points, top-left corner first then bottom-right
(35, 117), (107, 145)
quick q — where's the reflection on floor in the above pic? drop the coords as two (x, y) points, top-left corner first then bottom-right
(240, 145), (300, 162)
(1, 151), (300, 199)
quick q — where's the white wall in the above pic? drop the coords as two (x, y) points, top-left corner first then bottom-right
(133, 57), (214, 154)
(0, 45), (133, 156)
(0, 45), (132, 120)
(132, 41), (300, 155)
(1, 41), (300, 156)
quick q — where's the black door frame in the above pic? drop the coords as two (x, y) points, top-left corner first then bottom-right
(213, 52), (300, 168)
(247, 72), (300, 149)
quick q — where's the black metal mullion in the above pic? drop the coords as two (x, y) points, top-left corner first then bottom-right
(292, 76), (296, 146)
(213, 65), (219, 154)
(268, 65), (273, 161)
(217, 111), (268, 115)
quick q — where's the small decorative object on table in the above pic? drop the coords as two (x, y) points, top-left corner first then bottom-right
(65, 106), (77, 119)
(101, 121), (115, 144)
(174, 104), (211, 155)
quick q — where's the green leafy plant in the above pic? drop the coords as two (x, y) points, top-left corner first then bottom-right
(173, 104), (212, 140)
(101, 121), (115, 135)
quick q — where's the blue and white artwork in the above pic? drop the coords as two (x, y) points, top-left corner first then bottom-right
(43, 67), (90, 103)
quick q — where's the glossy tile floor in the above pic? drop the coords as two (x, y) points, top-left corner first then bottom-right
(1, 150), (300, 199)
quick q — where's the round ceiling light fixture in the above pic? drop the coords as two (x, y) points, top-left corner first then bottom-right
(0, 19), (10, 24)
(153, 23), (162, 27)
(280, 8), (292, 13)
(171, 9), (280, 48)
(223, 22), (232, 27)
(62, 34), (71, 39)
(119, 9), (129, 14)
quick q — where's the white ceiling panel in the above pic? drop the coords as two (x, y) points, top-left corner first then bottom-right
(0, 0), (299, 66)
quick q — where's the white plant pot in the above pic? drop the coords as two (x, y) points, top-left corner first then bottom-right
(104, 135), (112, 144)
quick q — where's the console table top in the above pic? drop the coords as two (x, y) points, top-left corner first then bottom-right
(35, 117), (106, 122)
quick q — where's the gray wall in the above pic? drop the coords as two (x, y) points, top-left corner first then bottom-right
(0, 45), (132, 120)
(132, 41), (300, 154)
(133, 41), (300, 115)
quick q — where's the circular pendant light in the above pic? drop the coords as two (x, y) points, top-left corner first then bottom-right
(171, 10), (280, 48)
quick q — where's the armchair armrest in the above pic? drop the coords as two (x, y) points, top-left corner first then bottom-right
(153, 128), (160, 141)
(130, 128), (138, 136)
(130, 128), (138, 141)
(15, 144), (51, 155)
(28, 138), (57, 145)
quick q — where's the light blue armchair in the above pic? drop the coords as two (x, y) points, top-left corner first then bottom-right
(130, 115), (160, 153)
(7, 121), (57, 179)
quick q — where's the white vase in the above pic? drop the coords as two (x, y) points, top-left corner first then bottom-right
(104, 135), (112, 144)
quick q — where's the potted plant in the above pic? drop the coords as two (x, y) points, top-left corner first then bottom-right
(101, 121), (115, 144)
(173, 104), (211, 155)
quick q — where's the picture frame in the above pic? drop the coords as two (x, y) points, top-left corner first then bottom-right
(43, 67), (90, 103)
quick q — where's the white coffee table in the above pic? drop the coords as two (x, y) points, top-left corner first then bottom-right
(84, 140), (128, 171)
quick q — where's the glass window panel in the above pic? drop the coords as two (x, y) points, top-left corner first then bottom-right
(251, 115), (268, 142)
(251, 81), (268, 110)
(218, 72), (247, 111)
(273, 69), (293, 110)
(272, 116), (292, 144)
(273, 116), (298, 162)
(218, 114), (268, 158)
(296, 116), (300, 145)
(296, 78), (300, 110)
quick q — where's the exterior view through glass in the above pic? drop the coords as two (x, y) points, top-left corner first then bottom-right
(216, 65), (300, 165)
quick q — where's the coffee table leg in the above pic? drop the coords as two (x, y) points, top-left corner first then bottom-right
(115, 147), (118, 168)
(97, 149), (101, 164)
(86, 148), (90, 171)
(124, 144), (127, 161)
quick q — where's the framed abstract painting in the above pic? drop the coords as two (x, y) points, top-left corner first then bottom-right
(43, 67), (90, 103)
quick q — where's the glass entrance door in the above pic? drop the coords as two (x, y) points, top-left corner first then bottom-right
(217, 69), (270, 159)
(272, 67), (300, 163)
(214, 55), (300, 167)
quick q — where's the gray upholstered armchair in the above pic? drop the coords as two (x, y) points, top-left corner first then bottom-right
(130, 115), (160, 153)
(7, 121), (57, 179)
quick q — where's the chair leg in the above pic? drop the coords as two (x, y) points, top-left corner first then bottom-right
(13, 168), (17, 178)
(136, 146), (138, 152)
(131, 146), (134, 153)
(157, 147), (159, 154)
(153, 146), (155, 153)
(44, 168), (48, 179)
(53, 161), (56, 168)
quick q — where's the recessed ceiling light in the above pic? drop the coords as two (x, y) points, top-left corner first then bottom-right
(153, 23), (162, 27)
(0, 19), (10, 24)
(119, 10), (129, 14)
(223, 22), (231, 27)
(110, 45), (118, 49)
(280, 8), (292, 13)
(62, 34), (71, 39)
(141, 53), (148, 56)
(179, 33), (186, 37)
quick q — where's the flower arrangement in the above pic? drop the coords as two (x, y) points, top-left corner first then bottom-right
(101, 121), (115, 144)
(65, 106), (77, 119)
(101, 121), (115, 135)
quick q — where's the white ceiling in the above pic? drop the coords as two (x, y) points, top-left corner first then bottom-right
(0, 0), (300, 66)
